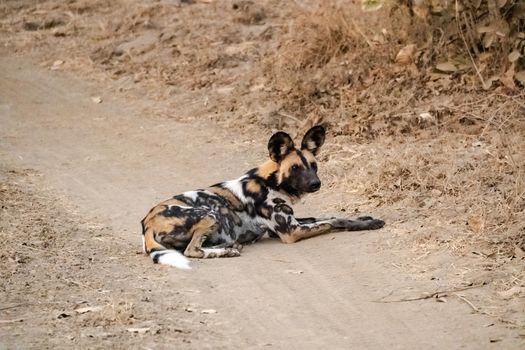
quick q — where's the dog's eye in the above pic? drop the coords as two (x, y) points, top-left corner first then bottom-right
(291, 164), (300, 171)
(311, 163), (318, 172)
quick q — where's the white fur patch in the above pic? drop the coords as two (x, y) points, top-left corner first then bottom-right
(151, 250), (191, 270)
(222, 176), (248, 203)
(167, 204), (192, 210)
(202, 248), (227, 258)
(182, 191), (200, 201)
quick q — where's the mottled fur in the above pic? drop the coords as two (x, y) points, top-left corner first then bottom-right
(141, 126), (385, 268)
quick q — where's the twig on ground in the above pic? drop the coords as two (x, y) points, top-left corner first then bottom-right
(0, 303), (29, 311)
(277, 111), (302, 124)
(0, 318), (24, 324)
(373, 283), (487, 303)
(350, 19), (373, 48)
(454, 293), (479, 312)
(496, 93), (525, 110)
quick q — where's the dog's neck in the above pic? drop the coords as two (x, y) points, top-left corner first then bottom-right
(254, 159), (278, 180)
(247, 159), (301, 203)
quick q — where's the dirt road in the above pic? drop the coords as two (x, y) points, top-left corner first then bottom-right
(1, 55), (523, 349)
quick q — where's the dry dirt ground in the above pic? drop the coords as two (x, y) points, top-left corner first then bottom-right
(1, 0), (525, 349)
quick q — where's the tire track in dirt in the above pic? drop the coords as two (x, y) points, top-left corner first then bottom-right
(1, 55), (523, 349)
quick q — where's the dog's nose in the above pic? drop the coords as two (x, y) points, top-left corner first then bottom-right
(309, 181), (321, 191)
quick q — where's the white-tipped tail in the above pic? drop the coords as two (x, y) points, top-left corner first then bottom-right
(150, 250), (191, 270)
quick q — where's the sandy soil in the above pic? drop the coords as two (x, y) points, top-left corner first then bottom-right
(0, 54), (524, 349)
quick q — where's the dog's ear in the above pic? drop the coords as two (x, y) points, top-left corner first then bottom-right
(301, 125), (325, 155)
(268, 131), (295, 163)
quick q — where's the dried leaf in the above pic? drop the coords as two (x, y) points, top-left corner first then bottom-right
(496, 0), (507, 8)
(467, 215), (484, 233)
(127, 327), (150, 334)
(514, 70), (525, 85)
(75, 306), (102, 314)
(361, 0), (383, 12)
(477, 26), (497, 34)
(51, 60), (64, 70)
(514, 246), (525, 259)
(482, 33), (496, 48)
(91, 96), (103, 104)
(508, 50), (521, 62)
(201, 309), (217, 314)
(429, 0), (447, 13)
(436, 62), (457, 73)
(501, 64), (516, 89)
(395, 44), (416, 65)
(418, 112), (436, 125)
(412, 3), (429, 19)
(478, 52), (493, 62)
(482, 76), (499, 90)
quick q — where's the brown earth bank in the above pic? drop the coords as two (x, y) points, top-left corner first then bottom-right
(0, 0), (524, 349)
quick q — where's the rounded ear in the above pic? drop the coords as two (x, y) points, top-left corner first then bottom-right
(268, 131), (295, 163)
(301, 125), (325, 155)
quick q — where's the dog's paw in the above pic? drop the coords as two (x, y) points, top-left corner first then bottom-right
(232, 243), (243, 251)
(367, 219), (385, 230)
(225, 248), (241, 257)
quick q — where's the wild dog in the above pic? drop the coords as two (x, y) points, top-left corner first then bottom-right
(141, 125), (385, 269)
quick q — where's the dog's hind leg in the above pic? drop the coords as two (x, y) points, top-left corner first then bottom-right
(184, 216), (241, 259)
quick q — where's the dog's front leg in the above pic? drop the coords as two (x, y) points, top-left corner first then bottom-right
(321, 216), (385, 232)
(274, 209), (384, 243)
(276, 220), (333, 243)
(296, 217), (333, 224)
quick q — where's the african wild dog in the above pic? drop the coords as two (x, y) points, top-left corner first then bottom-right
(141, 125), (385, 269)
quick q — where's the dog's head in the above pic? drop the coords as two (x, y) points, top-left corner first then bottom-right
(267, 125), (325, 197)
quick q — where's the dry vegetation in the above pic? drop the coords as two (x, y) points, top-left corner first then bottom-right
(0, 167), (219, 348)
(265, 0), (524, 272)
(0, 0), (523, 328)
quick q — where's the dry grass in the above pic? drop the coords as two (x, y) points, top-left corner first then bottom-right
(318, 91), (525, 258)
(264, 2), (387, 119)
(263, 3), (525, 267)
(0, 166), (203, 347)
(318, 118), (524, 326)
(273, 3), (356, 70)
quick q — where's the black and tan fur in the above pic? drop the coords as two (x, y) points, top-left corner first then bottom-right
(141, 126), (385, 269)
